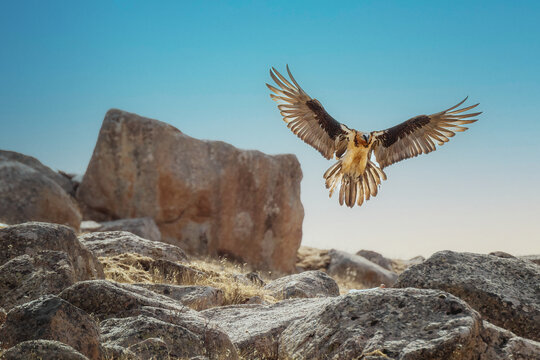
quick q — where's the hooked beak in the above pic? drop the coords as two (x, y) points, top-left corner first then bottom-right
(362, 133), (370, 142)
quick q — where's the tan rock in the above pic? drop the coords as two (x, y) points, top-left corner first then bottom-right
(77, 109), (303, 272)
(0, 158), (81, 230)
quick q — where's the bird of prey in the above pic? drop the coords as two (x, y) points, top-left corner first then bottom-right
(267, 66), (481, 208)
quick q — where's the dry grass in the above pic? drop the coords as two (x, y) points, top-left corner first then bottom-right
(100, 253), (278, 307)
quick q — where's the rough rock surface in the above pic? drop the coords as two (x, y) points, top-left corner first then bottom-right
(201, 298), (330, 359)
(0, 251), (76, 310)
(0, 158), (81, 230)
(100, 315), (238, 360)
(77, 109), (303, 272)
(81, 217), (162, 241)
(477, 321), (540, 360)
(79, 231), (186, 262)
(0, 307), (6, 326)
(0, 340), (90, 360)
(327, 249), (398, 287)
(356, 249), (393, 270)
(58, 280), (189, 320)
(394, 250), (540, 341)
(520, 254), (540, 265)
(134, 283), (224, 310)
(279, 288), (481, 360)
(0, 296), (101, 360)
(0, 222), (104, 280)
(264, 270), (339, 299)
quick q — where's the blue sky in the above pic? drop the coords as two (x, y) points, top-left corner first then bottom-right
(1, 1), (539, 257)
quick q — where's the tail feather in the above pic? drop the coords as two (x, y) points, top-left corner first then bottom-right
(324, 160), (387, 207)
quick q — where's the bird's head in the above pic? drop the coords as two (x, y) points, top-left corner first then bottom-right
(353, 131), (370, 147)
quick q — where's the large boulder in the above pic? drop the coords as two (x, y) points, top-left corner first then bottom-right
(279, 288), (481, 360)
(80, 217), (162, 241)
(264, 270), (339, 299)
(77, 109), (303, 272)
(79, 231), (186, 262)
(0, 251), (76, 310)
(394, 250), (540, 341)
(478, 321), (540, 360)
(0, 154), (81, 230)
(0, 296), (101, 360)
(0, 222), (104, 280)
(327, 249), (398, 287)
(201, 298), (331, 359)
(356, 249), (393, 270)
(100, 314), (238, 360)
(0, 340), (90, 360)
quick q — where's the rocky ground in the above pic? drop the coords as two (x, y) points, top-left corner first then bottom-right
(1, 110), (539, 359)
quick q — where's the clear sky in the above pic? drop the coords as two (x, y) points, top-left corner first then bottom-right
(1, 1), (539, 258)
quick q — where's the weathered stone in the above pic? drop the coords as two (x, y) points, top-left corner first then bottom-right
(394, 250), (540, 341)
(0, 296), (101, 360)
(327, 249), (398, 287)
(477, 321), (540, 360)
(519, 255), (540, 265)
(356, 249), (393, 270)
(127, 337), (170, 360)
(81, 217), (162, 241)
(0, 160), (81, 230)
(77, 109), (303, 272)
(201, 298), (330, 359)
(0, 340), (89, 360)
(264, 270), (339, 299)
(134, 283), (224, 310)
(100, 314), (238, 360)
(295, 246), (331, 272)
(0, 222), (104, 280)
(0, 151), (75, 196)
(79, 230), (186, 262)
(124, 306), (237, 359)
(489, 251), (515, 258)
(0, 251), (76, 310)
(58, 280), (189, 320)
(279, 288), (481, 360)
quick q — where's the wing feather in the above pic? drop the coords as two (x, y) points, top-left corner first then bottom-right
(371, 98), (480, 169)
(267, 65), (349, 159)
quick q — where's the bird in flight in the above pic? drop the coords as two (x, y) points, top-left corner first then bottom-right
(267, 66), (481, 208)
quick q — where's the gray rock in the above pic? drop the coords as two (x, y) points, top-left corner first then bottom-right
(58, 280), (189, 320)
(0, 151), (75, 196)
(79, 230), (186, 262)
(81, 217), (162, 242)
(0, 161), (81, 230)
(123, 306), (237, 359)
(201, 298), (331, 359)
(477, 321), (540, 360)
(0, 340), (90, 360)
(279, 288), (481, 360)
(394, 250), (540, 341)
(100, 315), (238, 360)
(127, 337), (170, 360)
(519, 255), (540, 265)
(0, 222), (104, 280)
(77, 109), (303, 272)
(0, 251), (76, 310)
(327, 249), (398, 287)
(356, 249), (393, 270)
(0, 295), (101, 360)
(134, 283), (224, 310)
(264, 270), (339, 299)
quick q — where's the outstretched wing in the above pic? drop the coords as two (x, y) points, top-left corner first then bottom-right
(267, 65), (349, 160)
(371, 97), (481, 169)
